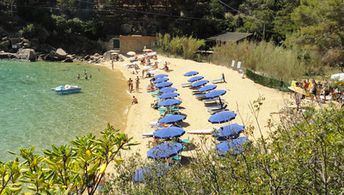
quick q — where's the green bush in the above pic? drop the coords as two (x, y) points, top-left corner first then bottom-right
(157, 33), (205, 59)
(19, 23), (35, 37)
(106, 106), (344, 194)
(211, 41), (309, 81)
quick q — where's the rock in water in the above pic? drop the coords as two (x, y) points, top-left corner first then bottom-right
(16, 48), (37, 61)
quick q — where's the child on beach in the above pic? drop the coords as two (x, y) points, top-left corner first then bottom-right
(132, 96), (138, 104)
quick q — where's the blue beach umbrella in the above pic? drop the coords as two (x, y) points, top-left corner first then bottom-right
(216, 137), (248, 155)
(159, 92), (179, 99)
(204, 90), (226, 99)
(184, 71), (199, 77)
(188, 76), (204, 83)
(158, 99), (182, 107)
(208, 111), (236, 124)
(154, 74), (168, 79)
(153, 127), (185, 139)
(159, 114), (186, 124)
(213, 123), (244, 138)
(160, 87), (177, 93)
(132, 164), (170, 182)
(154, 77), (169, 84)
(191, 80), (209, 88)
(198, 85), (217, 92)
(147, 142), (183, 159)
(156, 82), (173, 88)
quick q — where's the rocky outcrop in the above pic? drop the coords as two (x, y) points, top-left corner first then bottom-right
(16, 48), (37, 61)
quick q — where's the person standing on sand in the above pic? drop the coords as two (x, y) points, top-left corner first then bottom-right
(128, 78), (133, 93)
(135, 76), (140, 92)
(111, 59), (114, 70)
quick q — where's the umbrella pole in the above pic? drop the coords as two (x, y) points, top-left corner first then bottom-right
(219, 97), (223, 108)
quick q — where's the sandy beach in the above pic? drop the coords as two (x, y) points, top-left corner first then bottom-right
(101, 55), (290, 159)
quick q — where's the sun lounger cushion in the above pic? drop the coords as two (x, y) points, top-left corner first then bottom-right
(212, 78), (225, 84)
(187, 129), (214, 134)
(208, 108), (229, 114)
(142, 132), (154, 137)
(182, 83), (191, 87)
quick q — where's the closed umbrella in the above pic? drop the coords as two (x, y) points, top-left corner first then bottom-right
(184, 71), (199, 77)
(159, 114), (186, 124)
(153, 127), (185, 139)
(159, 92), (179, 99)
(156, 82), (173, 88)
(216, 137), (248, 155)
(147, 142), (183, 159)
(191, 80), (209, 88)
(188, 76), (204, 83)
(208, 111), (236, 124)
(198, 85), (217, 92)
(160, 87), (177, 93)
(158, 99), (182, 107)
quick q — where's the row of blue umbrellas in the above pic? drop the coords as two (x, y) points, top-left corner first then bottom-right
(184, 70), (248, 156)
(134, 73), (186, 182)
(147, 74), (186, 159)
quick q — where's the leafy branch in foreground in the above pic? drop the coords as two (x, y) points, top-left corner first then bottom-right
(0, 123), (136, 194)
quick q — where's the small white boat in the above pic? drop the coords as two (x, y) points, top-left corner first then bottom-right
(53, 84), (81, 95)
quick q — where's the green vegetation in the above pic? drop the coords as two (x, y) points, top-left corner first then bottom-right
(0, 124), (136, 194)
(210, 41), (312, 81)
(106, 106), (344, 194)
(157, 34), (205, 59)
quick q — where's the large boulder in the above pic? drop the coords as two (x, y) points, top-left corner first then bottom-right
(56, 48), (67, 59)
(16, 48), (37, 61)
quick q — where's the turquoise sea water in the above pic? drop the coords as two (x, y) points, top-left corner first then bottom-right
(0, 60), (130, 161)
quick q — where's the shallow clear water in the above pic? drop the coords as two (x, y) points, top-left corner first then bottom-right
(0, 60), (130, 161)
